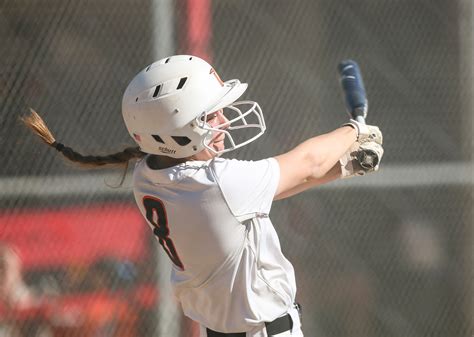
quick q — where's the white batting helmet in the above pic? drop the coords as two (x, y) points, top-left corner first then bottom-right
(122, 55), (265, 158)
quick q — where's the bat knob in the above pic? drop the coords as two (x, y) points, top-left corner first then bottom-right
(357, 149), (379, 170)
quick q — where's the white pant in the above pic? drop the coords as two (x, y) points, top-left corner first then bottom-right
(199, 306), (304, 337)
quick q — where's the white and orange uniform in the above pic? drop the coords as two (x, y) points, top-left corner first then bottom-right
(132, 156), (302, 336)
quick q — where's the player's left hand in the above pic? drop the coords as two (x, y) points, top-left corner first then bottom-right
(340, 141), (384, 178)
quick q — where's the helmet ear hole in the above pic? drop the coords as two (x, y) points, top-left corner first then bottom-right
(152, 134), (165, 144)
(171, 136), (192, 146)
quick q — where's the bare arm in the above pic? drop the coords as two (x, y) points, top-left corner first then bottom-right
(274, 162), (342, 200)
(274, 126), (356, 199)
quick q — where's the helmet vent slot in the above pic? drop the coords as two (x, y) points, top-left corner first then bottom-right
(177, 77), (187, 90)
(152, 134), (165, 144)
(152, 85), (162, 98)
(171, 136), (192, 146)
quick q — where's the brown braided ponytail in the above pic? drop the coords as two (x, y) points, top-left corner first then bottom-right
(21, 108), (146, 168)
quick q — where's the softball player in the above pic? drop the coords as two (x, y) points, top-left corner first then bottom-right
(23, 55), (383, 337)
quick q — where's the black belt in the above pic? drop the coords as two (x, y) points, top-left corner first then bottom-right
(206, 311), (294, 337)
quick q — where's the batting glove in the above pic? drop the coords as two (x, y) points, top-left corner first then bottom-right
(342, 119), (383, 145)
(340, 141), (384, 179)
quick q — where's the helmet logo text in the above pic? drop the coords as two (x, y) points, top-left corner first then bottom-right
(159, 146), (176, 155)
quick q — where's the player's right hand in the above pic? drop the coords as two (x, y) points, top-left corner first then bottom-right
(342, 119), (383, 145)
(339, 140), (384, 178)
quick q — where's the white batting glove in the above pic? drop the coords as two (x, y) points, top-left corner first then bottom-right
(340, 141), (384, 179)
(342, 119), (383, 145)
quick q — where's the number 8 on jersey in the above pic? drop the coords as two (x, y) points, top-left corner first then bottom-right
(143, 196), (185, 270)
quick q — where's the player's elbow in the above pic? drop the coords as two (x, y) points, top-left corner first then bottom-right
(306, 142), (343, 180)
(275, 143), (334, 195)
(306, 151), (327, 179)
(294, 136), (336, 180)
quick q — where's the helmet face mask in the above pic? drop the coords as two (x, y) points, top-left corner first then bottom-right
(197, 101), (265, 156)
(122, 55), (266, 158)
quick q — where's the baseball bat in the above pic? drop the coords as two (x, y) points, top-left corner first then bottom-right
(338, 59), (379, 169)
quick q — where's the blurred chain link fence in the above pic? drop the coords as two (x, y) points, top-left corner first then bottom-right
(0, 0), (472, 336)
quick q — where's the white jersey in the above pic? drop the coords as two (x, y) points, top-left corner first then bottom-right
(132, 156), (297, 333)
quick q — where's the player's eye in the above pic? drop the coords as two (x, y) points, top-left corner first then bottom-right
(201, 113), (218, 122)
(209, 112), (219, 121)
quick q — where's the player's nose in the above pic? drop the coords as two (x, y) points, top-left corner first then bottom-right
(217, 110), (230, 129)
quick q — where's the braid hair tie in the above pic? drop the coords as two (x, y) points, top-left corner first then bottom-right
(52, 141), (65, 152)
